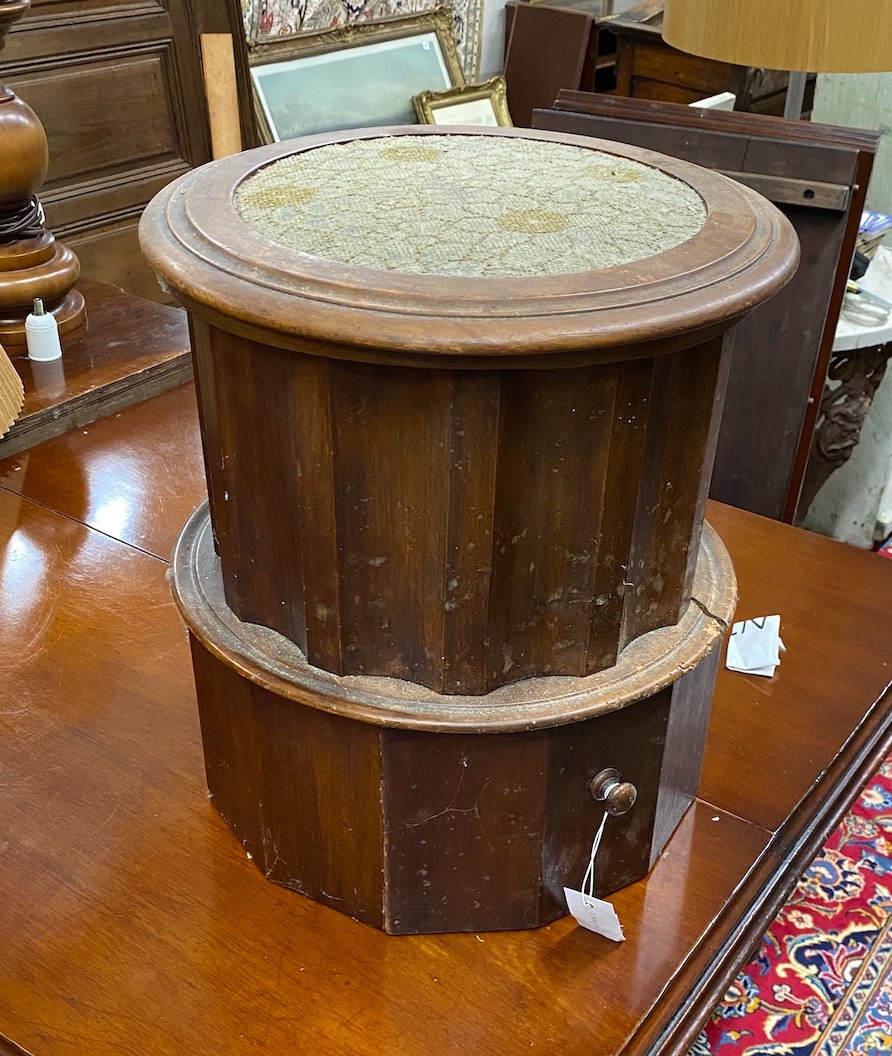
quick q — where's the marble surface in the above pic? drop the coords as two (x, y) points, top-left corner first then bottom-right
(804, 248), (892, 545)
(833, 247), (892, 352)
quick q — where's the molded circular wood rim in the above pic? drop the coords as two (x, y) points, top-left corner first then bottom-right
(172, 503), (738, 733)
(140, 125), (799, 365)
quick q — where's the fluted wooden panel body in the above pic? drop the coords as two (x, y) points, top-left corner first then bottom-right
(144, 126), (797, 695)
(190, 318), (731, 693)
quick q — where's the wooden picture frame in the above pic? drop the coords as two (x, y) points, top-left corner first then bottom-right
(249, 7), (465, 143)
(413, 76), (512, 127)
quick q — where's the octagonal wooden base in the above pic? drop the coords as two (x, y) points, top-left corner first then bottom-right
(174, 503), (736, 935)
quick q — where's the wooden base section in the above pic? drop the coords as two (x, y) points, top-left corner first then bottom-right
(0, 277), (191, 458)
(174, 503), (736, 934)
(0, 229), (84, 344)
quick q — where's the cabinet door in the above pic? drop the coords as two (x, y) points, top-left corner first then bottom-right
(0, 0), (214, 300)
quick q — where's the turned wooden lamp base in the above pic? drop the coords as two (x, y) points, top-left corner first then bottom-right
(0, 4), (86, 348)
(0, 228), (86, 349)
(0, 219), (87, 350)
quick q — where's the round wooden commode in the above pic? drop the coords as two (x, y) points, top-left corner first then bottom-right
(140, 127), (798, 934)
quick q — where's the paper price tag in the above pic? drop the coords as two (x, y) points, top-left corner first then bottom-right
(726, 614), (784, 677)
(564, 887), (625, 942)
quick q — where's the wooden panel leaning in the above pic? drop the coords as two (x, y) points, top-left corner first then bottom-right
(140, 126), (797, 933)
(535, 93), (878, 522)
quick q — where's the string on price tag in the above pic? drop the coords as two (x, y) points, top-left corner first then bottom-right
(563, 810), (625, 942)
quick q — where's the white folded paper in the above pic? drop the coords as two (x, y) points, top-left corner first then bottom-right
(726, 614), (784, 677)
(564, 887), (625, 942)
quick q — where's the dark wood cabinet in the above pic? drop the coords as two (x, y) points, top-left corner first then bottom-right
(504, 0), (813, 129)
(0, 0), (245, 301)
(605, 3), (808, 113)
(504, 0), (636, 125)
(535, 93), (878, 520)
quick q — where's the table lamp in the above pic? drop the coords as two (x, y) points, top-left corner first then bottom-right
(0, 0), (85, 348)
(662, 0), (892, 118)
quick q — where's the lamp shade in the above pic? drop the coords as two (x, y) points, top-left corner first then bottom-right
(0, 344), (23, 438)
(663, 0), (892, 73)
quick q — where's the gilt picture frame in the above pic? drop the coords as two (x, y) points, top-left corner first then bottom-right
(249, 7), (466, 143)
(413, 76), (512, 127)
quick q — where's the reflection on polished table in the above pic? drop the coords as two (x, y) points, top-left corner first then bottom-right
(1, 381), (891, 1056)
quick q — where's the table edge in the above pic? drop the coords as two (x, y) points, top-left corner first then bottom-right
(628, 683), (892, 1056)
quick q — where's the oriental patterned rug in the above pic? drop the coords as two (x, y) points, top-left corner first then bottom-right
(242, 0), (483, 79)
(691, 758), (892, 1056)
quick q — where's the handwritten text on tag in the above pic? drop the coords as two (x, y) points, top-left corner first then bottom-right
(564, 887), (625, 942)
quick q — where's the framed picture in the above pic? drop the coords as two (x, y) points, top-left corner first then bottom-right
(242, 0), (482, 80)
(249, 7), (466, 143)
(413, 76), (512, 127)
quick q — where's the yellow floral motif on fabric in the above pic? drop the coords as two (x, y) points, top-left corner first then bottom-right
(497, 209), (570, 234)
(380, 144), (444, 163)
(236, 134), (707, 277)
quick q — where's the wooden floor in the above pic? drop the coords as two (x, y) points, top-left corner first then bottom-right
(1, 383), (891, 1056)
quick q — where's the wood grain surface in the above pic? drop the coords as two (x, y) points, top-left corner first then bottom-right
(0, 279), (191, 460)
(0, 381), (202, 559)
(1, 381), (891, 1053)
(537, 94), (877, 522)
(189, 322), (732, 693)
(0, 0), (249, 301)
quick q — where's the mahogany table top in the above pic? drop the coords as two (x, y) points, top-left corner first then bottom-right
(0, 381), (890, 1056)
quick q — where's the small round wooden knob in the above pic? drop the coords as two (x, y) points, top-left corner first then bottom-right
(589, 767), (638, 816)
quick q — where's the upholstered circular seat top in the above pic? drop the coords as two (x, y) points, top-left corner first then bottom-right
(235, 135), (707, 277)
(139, 126), (800, 363)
